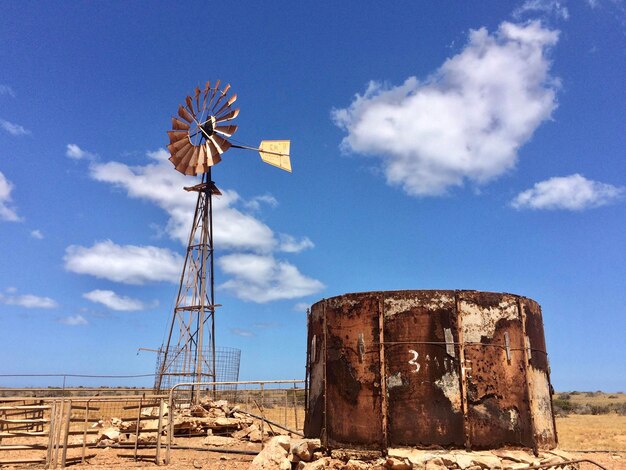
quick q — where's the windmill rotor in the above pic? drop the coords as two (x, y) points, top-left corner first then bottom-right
(167, 81), (291, 176)
(167, 81), (240, 176)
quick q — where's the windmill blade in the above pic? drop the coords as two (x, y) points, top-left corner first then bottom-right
(202, 80), (211, 109)
(167, 131), (188, 143)
(194, 86), (201, 115)
(215, 108), (240, 123)
(195, 144), (208, 174)
(171, 117), (190, 131)
(214, 124), (238, 137)
(168, 137), (190, 154)
(209, 134), (232, 154)
(211, 83), (231, 113)
(214, 94), (237, 117)
(206, 140), (223, 166)
(175, 144), (195, 174)
(259, 140), (291, 172)
(206, 85), (219, 113)
(168, 140), (191, 166)
(185, 96), (195, 116)
(178, 105), (194, 124)
(186, 147), (200, 176)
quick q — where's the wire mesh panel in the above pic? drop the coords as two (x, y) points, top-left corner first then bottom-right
(155, 346), (241, 392)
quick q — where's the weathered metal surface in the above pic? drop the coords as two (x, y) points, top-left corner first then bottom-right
(305, 290), (556, 451)
(324, 293), (384, 449)
(458, 291), (533, 449)
(520, 298), (557, 448)
(383, 290), (464, 447)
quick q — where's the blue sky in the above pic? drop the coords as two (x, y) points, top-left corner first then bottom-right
(0, 1), (624, 391)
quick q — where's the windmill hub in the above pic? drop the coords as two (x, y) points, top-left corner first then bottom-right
(200, 118), (215, 137)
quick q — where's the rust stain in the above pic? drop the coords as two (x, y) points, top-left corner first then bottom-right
(305, 290), (556, 451)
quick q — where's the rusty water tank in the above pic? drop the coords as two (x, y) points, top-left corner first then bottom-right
(304, 290), (556, 451)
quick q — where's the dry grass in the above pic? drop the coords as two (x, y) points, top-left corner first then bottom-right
(556, 414), (626, 451)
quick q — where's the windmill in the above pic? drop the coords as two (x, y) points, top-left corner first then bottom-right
(154, 80), (291, 396)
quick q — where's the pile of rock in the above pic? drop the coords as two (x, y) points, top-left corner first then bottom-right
(250, 436), (579, 470)
(94, 398), (287, 447)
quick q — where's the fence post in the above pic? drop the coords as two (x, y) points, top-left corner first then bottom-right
(61, 400), (72, 468)
(156, 398), (164, 465)
(292, 382), (299, 431)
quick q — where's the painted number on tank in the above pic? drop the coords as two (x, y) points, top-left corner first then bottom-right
(408, 349), (420, 373)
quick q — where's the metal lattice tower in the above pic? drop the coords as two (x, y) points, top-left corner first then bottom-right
(155, 170), (219, 394)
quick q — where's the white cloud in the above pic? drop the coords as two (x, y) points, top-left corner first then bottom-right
(90, 149), (276, 252)
(83, 289), (146, 311)
(278, 234), (314, 253)
(0, 293), (58, 309)
(513, 0), (570, 20)
(66, 143), (97, 160)
(0, 119), (30, 136)
(244, 194), (279, 211)
(231, 328), (255, 337)
(293, 302), (310, 313)
(333, 21), (559, 197)
(0, 171), (21, 221)
(58, 314), (88, 326)
(218, 253), (324, 303)
(512, 174), (624, 210)
(31, 229), (44, 239)
(64, 240), (183, 284)
(0, 85), (15, 97)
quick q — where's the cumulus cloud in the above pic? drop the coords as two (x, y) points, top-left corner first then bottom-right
(278, 234), (314, 253)
(333, 21), (559, 197)
(90, 149), (276, 252)
(513, 0), (570, 20)
(0, 85), (15, 97)
(0, 119), (30, 136)
(64, 240), (183, 284)
(83, 289), (146, 311)
(66, 144), (97, 160)
(512, 174), (624, 210)
(89, 149), (324, 302)
(218, 254), (324, 303)
(244, 194), (279, 211)
(58, 315), (88, 326)
(0, 171), (21, 221)
(293, 302), (310, 313)
(0, 292), (58, 309)
(31, 229), (44, 239)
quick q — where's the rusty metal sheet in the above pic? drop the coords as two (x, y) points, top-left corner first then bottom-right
(304, 301), (325, 438)
(520, 298), (556, 449)
(383, 290), (464, 447)
(325, 293), (384, 449)
(458, 291), (533, 449)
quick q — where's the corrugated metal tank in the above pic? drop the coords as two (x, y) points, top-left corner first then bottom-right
(304, 290), (556, 451)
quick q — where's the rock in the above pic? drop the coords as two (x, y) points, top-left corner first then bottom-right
(97, 438), (116, 447)
(386, 457), (412, 469)
(313, 451), (325, 461)
(492, 450), (536, 465)
(343, 459), (370, 470)
(460, 453), (501, 469)
(388, 450), (438, 467)
(249, 436), (291, 470)
(502, 463), (532, 470)
(305, 458), (331, 469)
(190, 404), (210, 417)
(291, 440), (316, 462)
(233, 423), (256, 439)
(331, 449), (382, 462)
(111, 417), (122, 427)
(98, 427), (120, 442)
(425, 457), (446, 470)
(203, 435), (237, 446)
